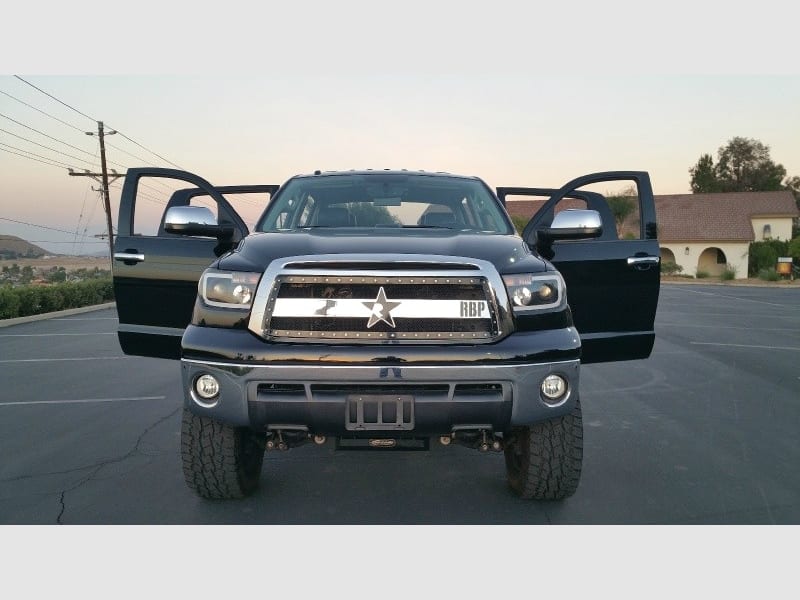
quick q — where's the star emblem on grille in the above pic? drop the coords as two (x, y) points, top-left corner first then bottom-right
(362, 286), (401, 328)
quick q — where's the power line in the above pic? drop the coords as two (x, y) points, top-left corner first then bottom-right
(0, 88), (87, 133)
(0, 146), (68, 169)
(0, 141), (84, 170)
(105, 140), (163, 166)
(0, 217), (81, 236)
(0, 86), (132, 173)
(0, 127), (100, 168)
(0, 112), (97, 157)
(0, 236), (104, 244)
(102, 141), (189, 187)
(13, 75), (185, 170)
(13, 75), (97, 123)
(108, 179), (166, 205)
(110, 130), (185, 170)
(72, 147), (100, 254)
(8, 76), (194, 202)
(72, 194), (108, 256)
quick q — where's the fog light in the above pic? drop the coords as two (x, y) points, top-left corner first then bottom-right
(541, 374), (567, 402)
(195, 374), (220, 400)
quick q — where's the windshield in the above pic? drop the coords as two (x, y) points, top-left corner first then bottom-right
(256, 173), (514, 234)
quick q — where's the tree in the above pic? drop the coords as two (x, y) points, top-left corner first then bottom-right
(689, 153), (721, 193)
(605, 185), (638, 236)
(689, 137), (789, 193)
(20, 265), (34, 284)
(785, 175), (800, 211)
(786, 176), (800, 198)
(788, 236), (800, 261)
(716, 137), (786, 192)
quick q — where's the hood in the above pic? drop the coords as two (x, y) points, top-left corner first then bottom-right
(217, 229), (549, 274)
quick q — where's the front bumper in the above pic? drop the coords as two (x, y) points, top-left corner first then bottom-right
(179, 325), (581, 433)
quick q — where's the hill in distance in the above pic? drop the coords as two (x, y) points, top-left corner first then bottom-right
(0, 235), (49, 258)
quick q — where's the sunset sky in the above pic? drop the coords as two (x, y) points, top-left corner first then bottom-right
(1, 0), (796, 582)
(2, 5), (798, 254)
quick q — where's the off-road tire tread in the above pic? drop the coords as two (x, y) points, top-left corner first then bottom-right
(504, 400), (583, 500)
(181, 409), (265, 499)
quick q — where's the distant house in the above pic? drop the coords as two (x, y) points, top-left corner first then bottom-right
(504, 190), (798, 279)
(655, 191), (798, 278)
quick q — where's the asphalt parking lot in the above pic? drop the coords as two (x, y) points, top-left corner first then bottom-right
(0, 283), (797, 524)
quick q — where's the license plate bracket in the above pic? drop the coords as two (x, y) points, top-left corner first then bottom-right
(345, 394), (414, 431)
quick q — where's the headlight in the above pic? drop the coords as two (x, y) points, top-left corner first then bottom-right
(501, 273), (565, 311)
(200, 269), (261, 309)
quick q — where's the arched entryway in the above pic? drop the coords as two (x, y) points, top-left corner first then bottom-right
(660, 247), (676, 264)
(698, 247), (727, 276)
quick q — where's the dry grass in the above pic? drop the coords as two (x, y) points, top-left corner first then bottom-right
(0, 256), (111, 271)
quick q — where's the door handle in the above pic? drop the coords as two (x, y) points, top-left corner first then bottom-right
(114, 252), (145, 264)
(627, 256), (660, 268)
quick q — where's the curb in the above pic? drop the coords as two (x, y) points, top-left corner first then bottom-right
(661, 280), (798, 289)
(0, 302), (117, 328)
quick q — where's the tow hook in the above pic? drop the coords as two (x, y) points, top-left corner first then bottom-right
(266, 430), (288, 451)
(265, 428), (311, 451)
(447, 428), (504, 452)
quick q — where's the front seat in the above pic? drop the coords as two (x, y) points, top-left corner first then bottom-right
(315, 206), (355, 227)
(419, 212), (457, 228)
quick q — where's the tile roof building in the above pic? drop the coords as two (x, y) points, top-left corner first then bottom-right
(505, 190), (798, 279)
(654, 191), (797, 278)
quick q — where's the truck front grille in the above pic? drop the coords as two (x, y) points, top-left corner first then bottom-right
(246, 255), (513, 344)
(264, 275), (495, 342)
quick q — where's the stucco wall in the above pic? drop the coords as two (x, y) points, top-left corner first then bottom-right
(659, 242), (749, 279)
(751, 217), (794, 241)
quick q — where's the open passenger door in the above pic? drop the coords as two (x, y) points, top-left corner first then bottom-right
(498, 171), (660, 364)
(113, 168), (279, 359)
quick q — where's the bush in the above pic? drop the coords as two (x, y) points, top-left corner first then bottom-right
(510, 215), (527, 235)
(0, 287), (21, 319)
(695, 270), (710, 279)
(758, 268), (780, 281)
(720, 265), (737, 281)
(788, 237), (800, 261)
(0, 278), (114, 320)
(748, 240), (789, 276)
(16, 286), (42, 316)
(42, 286), (64, 312)
(661, 261), (683, 276)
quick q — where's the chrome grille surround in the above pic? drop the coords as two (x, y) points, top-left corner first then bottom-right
(247, 254), (515, 344)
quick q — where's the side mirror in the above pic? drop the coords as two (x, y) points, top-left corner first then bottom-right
(164, 206), (235, 240)
(535, 209), (603, 257)
(538, 209), (603, 242)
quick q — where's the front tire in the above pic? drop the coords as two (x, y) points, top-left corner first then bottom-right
(504, 399), (583, 500)
(181, 409), (266, 499)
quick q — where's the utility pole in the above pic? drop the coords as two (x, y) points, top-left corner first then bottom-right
(68, 121), (121, 262)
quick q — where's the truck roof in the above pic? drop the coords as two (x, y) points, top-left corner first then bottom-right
(291, 169), (481, 181)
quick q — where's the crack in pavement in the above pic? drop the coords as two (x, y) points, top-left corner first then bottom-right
(55, 406), (180, 524)
(57, 491), (66, 524)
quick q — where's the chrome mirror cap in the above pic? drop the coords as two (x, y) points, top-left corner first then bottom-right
(164, 206), (217, 228)
(550, 209), (602, 230)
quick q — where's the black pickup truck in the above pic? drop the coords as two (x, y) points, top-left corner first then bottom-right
(112, 168), (660, 501)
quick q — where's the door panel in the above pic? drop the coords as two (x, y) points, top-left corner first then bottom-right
(113, 168), (278, 359)
(498, 171), (660, 364)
